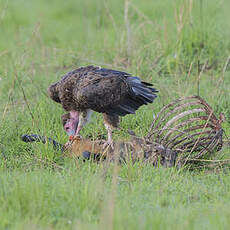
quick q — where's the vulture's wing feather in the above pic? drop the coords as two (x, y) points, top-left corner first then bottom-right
(48, 82), (61, 103)
(48, 66), (158, 116)
(72, 68), (158, 116)
(94, 68), (130, 77)
(73, 75), (129, 113)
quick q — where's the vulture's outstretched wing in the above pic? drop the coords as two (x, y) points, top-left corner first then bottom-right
(72, 67), (158, 116)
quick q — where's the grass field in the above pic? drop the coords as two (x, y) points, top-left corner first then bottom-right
(0, 0), (230, 229)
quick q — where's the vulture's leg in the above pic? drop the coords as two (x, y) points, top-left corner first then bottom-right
(74, 110), (92, 137)
(104, 123), (113, 145)
(102, 114), (119, 149)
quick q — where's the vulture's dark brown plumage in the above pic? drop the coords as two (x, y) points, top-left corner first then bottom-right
(48, 65), (157, 114)
(48, 65), (158, 145)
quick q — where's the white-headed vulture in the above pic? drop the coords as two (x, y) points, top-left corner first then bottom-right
(48, 66), (158, 147)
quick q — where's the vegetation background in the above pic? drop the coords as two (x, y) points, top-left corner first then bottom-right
(0, 0), (230, 229)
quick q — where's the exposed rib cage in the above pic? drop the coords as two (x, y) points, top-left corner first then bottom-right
(146, 96), (224, 165)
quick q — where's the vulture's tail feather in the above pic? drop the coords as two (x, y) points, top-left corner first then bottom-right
(132, 87), (155, 103)
(140, 81), (154, 87)
(131, 83), (157, 103)
(117, 104), (136, 114)
(125, 98), (143, 109)
(106, 77), (158, 116)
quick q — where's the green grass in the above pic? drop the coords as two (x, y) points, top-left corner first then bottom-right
(0, 0), (230, 229)
(2, 166), (230, 230)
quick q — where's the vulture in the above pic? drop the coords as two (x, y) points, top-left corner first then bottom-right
(48, 66), (158, 147)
